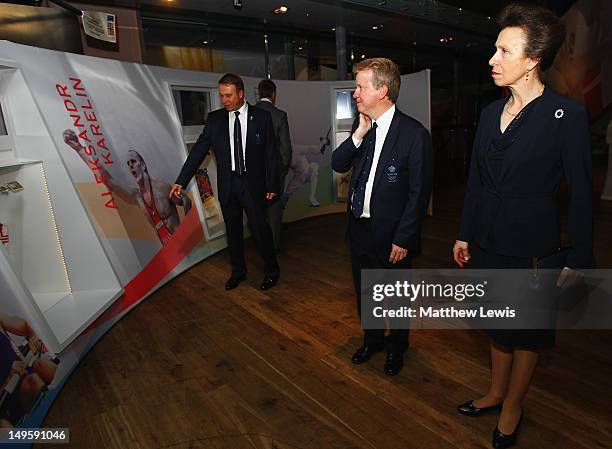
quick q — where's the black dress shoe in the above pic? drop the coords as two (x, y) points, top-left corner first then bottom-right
(492, 410), (523, 449)
(351, 343), (384, 365)
(384, 351), (404, 376)
(260, 275), (279, 290)
(457, 400), (503, 417)
(225, 274), (246, 290)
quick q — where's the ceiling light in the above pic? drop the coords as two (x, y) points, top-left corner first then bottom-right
(203, 40), (208, 44)
(487, 16), (492, 20)
(273, 5), (289, 14)
(372, 26), (378, 30)
(361, 54), (366, 59)
(298, 46), (303, 50)
(332, 27), (335, 31)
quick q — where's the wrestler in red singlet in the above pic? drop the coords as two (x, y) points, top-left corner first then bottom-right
(141, 178), (173, 245)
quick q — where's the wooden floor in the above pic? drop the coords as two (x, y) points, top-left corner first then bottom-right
(39, 202), (612, 449)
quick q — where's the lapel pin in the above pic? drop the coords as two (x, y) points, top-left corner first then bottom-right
(554, 109), (564, 119)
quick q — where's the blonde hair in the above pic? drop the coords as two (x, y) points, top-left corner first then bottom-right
(353, 58), (401, 103)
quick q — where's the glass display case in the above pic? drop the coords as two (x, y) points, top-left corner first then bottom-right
(0, 159), (122, 352)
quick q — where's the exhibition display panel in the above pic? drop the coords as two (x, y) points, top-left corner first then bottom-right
(0, 41), (429, 442)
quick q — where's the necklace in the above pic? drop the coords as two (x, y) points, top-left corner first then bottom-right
(504, 85), (545, 117)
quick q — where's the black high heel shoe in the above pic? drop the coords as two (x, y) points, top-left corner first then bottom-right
(457, 400), (503, 417)
(492, 410), (523, 449)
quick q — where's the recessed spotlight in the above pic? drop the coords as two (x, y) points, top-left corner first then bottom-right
(203, 40), (208, 44)
(273, 5), (289, 14)
(331, 27), (335, 31)
(361, 54), (366, 59)
(372, 26), (378, 30)
(487, 16), (491, 20)
(458, 7), (462, 12)
(298, 46), (303, 50)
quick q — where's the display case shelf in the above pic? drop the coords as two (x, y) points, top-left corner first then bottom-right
(0, 159), (122, 352)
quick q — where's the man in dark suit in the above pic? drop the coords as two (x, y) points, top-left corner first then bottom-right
(170, 73), (280, 291)
(332, 58), (433, 376)
(254, 79), (292, 252)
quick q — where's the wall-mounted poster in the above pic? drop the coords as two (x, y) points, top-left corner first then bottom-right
(284, 127), (331, 208)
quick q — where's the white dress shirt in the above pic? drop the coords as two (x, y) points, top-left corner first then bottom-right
(351, 104), (396, 218)
(228, 101), (248, 172)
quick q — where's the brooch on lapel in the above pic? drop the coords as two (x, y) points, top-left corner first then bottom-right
(386, 165), (398, 183)
(554, 109), (564, 119)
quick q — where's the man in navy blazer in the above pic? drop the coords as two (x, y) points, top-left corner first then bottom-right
(332, 58), (433, 376)
(171, 73), (280, 291)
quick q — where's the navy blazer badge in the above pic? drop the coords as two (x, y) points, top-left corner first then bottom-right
(386, 164), (398, 183)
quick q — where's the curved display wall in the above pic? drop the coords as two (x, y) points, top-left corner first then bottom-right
(0, 41), (430, 445)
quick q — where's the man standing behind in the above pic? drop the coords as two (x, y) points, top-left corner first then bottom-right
(254, 79), (292, 252)
(170, 73), (281, 291)
(332, 58), (433, 376)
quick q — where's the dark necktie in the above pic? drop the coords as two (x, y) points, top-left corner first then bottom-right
(234, 111), (245, 175)
(351, 122), (377, 218)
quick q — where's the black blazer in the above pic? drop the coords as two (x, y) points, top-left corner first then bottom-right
(332, 108), (433, 260)
(254, 100), (293, 176)
(176, 104), (280, 205)
(458, 87), (593, 269)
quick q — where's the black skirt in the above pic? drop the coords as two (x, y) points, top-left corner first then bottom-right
(471, 245), (556, 350)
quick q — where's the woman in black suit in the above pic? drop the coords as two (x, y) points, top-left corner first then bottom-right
(453, 3), (593, 448)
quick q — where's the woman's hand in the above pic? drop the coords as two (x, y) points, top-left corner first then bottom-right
(453, 240), (470, 268)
